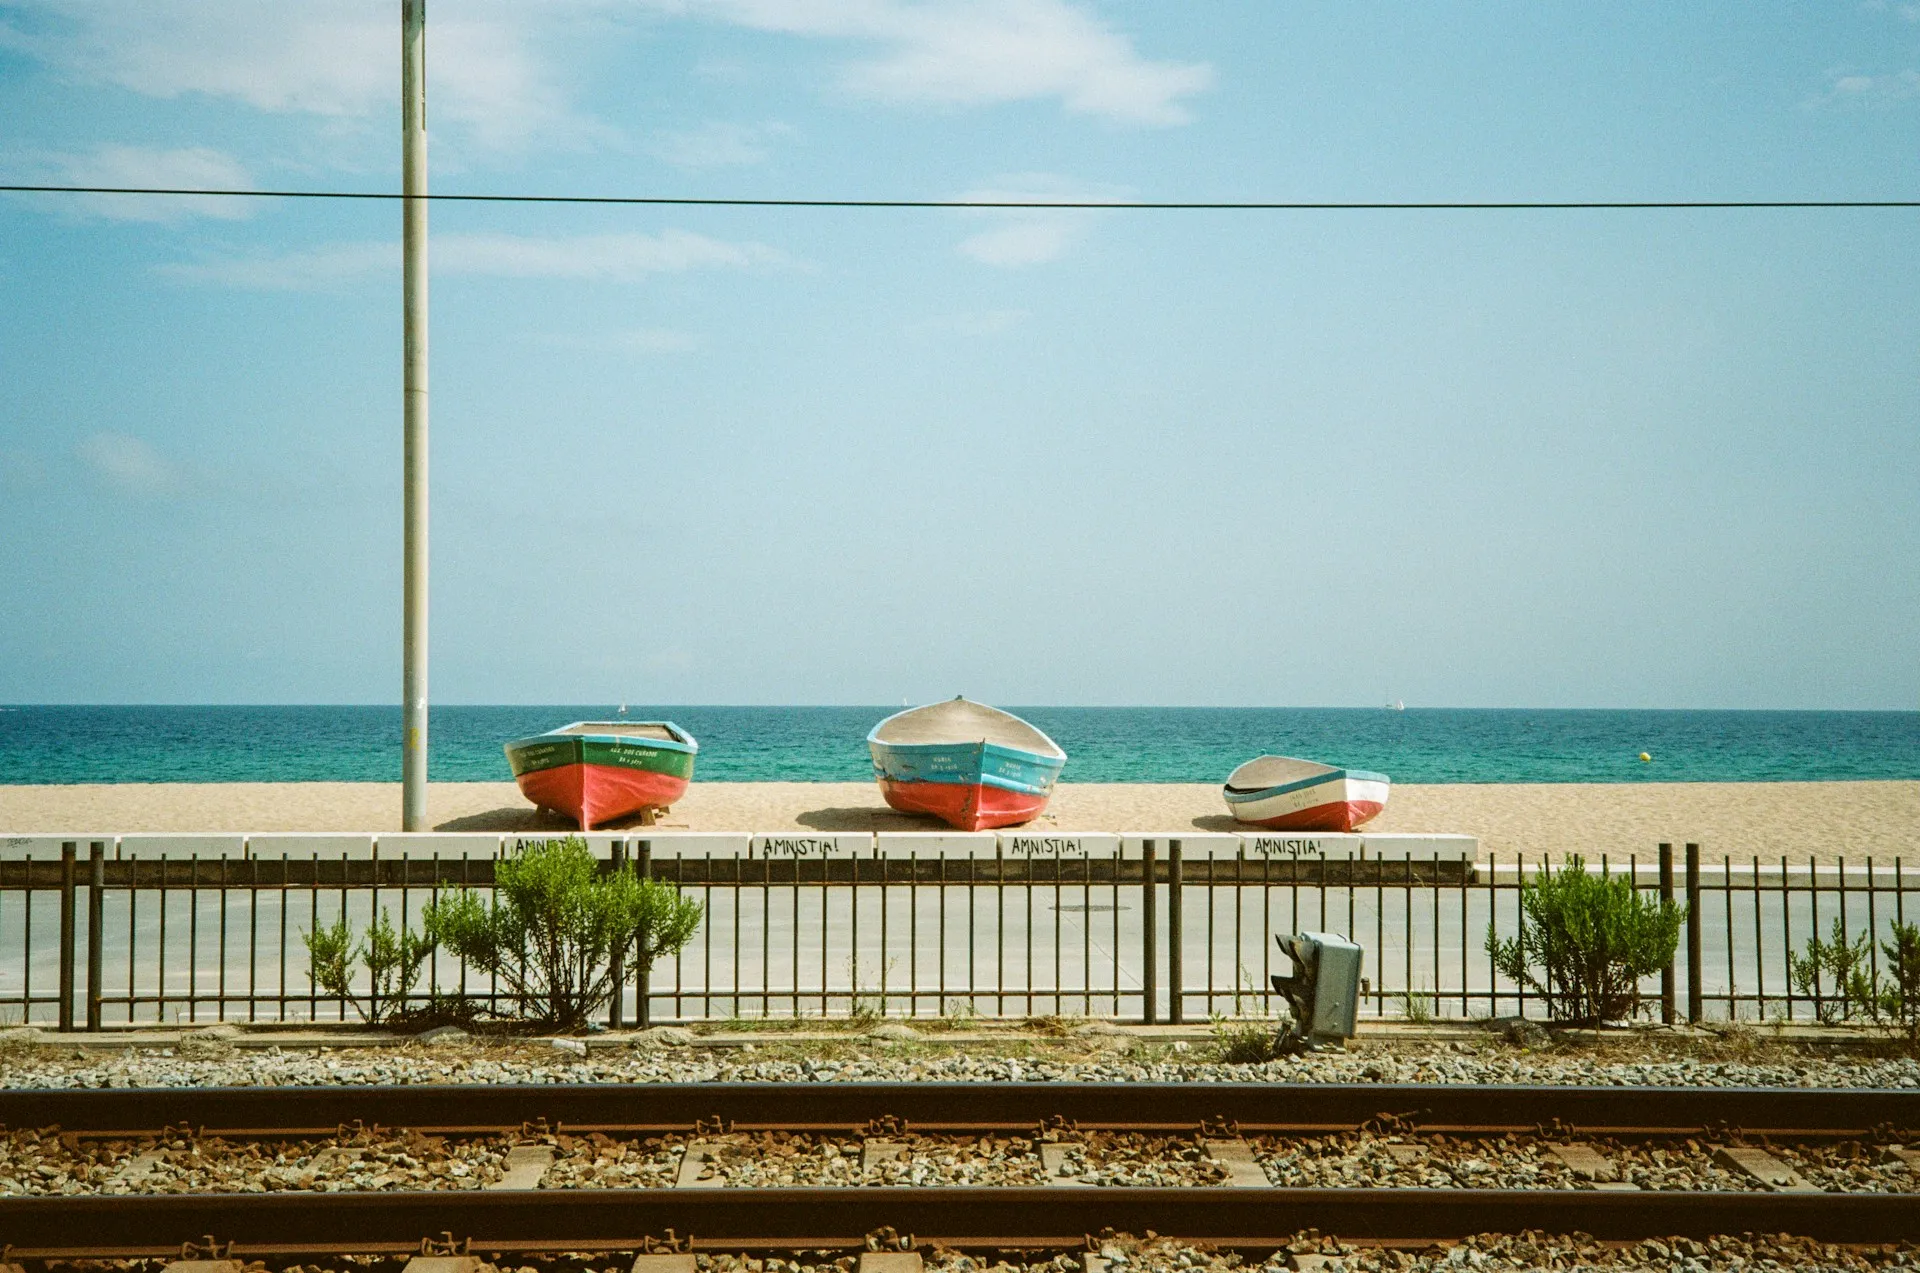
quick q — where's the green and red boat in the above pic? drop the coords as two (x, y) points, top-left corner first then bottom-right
(504, 720), (698, 830)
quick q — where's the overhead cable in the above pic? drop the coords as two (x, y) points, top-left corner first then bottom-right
(1, 183), (1915, 211)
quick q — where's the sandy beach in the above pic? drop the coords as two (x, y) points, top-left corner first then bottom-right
(1, 780), (1915, 862)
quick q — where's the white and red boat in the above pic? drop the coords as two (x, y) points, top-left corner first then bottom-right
(1222, 755), (1389, 832)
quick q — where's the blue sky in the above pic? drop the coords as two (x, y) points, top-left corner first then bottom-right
(1, 1), (1916, 709)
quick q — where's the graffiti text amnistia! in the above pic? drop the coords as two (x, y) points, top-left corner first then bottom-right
(1247, 836), (1332, 858)
(1003, 836), (1091, 859)
(757, 837), (838, 858)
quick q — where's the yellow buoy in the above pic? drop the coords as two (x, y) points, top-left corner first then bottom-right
(1639, 752), (1652, 763)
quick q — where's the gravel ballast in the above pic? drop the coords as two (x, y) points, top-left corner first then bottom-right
(2, 1032), (1917, 1091)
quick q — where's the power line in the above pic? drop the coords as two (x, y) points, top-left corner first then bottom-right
(2, 183), (1916, 210)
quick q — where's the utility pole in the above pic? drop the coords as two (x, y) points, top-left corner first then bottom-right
(401, 0), (430, 830)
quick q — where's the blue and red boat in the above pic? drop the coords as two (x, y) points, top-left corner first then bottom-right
(504, 720), (698, 830)
(867, 698), (1066, 832)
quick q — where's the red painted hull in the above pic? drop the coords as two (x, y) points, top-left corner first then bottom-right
(878, 779), (1050, 832)
(1238, 800), (1385, 833)
(514, 762), (689, 831)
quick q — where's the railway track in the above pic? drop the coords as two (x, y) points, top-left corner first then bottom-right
(0, 1083), (1915, 1258)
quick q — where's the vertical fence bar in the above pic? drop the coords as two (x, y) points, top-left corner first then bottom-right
(608, 839), (626, 1029)
(1081, 853), (1092, 1017)
(1752, 856), (1766, 1018)
(189, 855), (201, 1023)
(217, 856), (230, 1021)
(1658, 843), (1675, 1024)
(1854, 856), (1878, 1013)
(1685, 842), (1703, 1023)
(1514, 854), (1526, 1020)
(1721, 850), (1735, 1016)
(126, 856), (137, 1024)
(764, 854), (775, 1019)
(1167, 839), (1183, 1025)
(21, 856), (33, 1024)
(86, 841), (105, 1031)
(1109, 849), (1121, 1018)
(247, 856), (260, 1024)
(278, 855), (290, 1023)
(635, 839), (652, 1029)
(1779, 854), (1795, 1021)
(157, 855), (170, 1026)
(799, 857), (809, 1019)
(58, 842), (76, 1032)
(1401, 859), (1413, 1018)
(1141, 839), (1158, 1024)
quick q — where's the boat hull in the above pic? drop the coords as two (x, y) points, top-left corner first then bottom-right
(505, 732), (695, 831)
(877, 777), (1052, 832)
(1225, 773), (1389, 832)
(869, 738), (1064, 832)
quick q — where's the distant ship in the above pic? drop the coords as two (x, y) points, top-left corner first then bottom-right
(1385, 699), (1405, 711)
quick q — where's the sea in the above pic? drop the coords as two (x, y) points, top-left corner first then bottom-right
(0, 706), (1916, 786)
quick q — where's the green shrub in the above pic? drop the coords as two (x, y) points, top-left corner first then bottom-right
(1210, 1014), (1287, 1064)
(1788, 917), (1880, 1025)
(423, 835), (702, 1031)
(1881, 921), (1920, 1043)
(1485, 856), (1685, 1026)
(1398, 982), (1436, 1025)
(304, 914), (353, 1002)
(1790, 918), (1920, 1044)
(302, 907), (433, 1026)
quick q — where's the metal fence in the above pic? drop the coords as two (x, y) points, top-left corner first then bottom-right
(1, 838), (1914, 1029)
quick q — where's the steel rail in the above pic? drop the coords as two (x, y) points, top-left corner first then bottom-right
(7, 1082), (1916, 1140)
(1, 1184), (1915, 1257)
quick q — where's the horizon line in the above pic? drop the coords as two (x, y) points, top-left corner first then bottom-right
(1, 703), (1915, 714)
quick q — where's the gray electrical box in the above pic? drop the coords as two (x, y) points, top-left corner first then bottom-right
(1271, 931), (1364, 1046)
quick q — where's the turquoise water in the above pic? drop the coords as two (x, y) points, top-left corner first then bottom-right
(1, 706), (1916, 784)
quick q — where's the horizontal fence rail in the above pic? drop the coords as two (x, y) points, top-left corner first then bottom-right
(0, 836), (1912, 1031)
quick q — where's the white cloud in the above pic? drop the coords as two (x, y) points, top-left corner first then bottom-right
(157, 241), (394, 291)
(654, 0), (1211, 125)
(9, 144), (255, 223)
(75, 432), (180, 494)
(160, 230), (794, 290)
(954, 173), (1130, 267)
(1811, 68), (1920, 107)
(959, 219), (1075, 266)
(437, 230), (793, 279)
(649, 120), (792, 168)
(0, 0), (614, 151)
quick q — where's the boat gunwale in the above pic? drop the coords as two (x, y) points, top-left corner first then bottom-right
(1223, 766), (1390, 801)
(505, 720), (698, 756)
(866, 702), (1065, 761)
